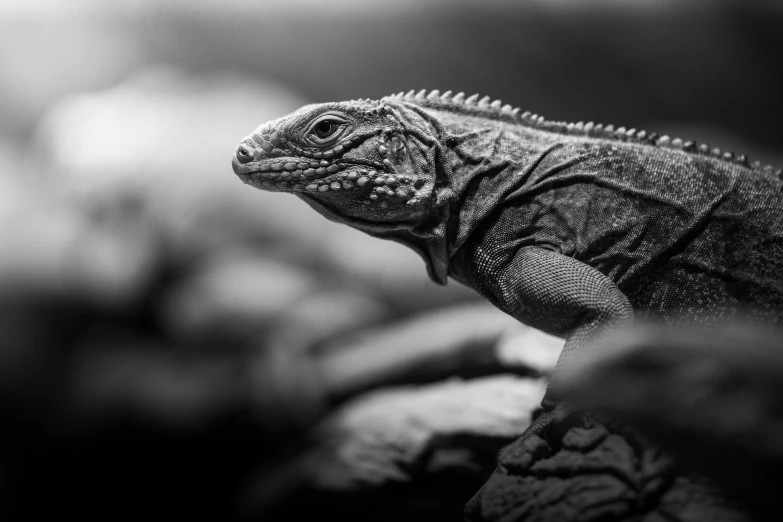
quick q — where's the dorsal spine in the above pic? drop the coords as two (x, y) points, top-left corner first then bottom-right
(381, 89), (781, 176)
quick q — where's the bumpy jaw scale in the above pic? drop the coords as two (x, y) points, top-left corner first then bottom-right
(235, 125), (422, 207)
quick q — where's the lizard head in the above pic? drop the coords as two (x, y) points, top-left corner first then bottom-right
(231, 99), (442, 226)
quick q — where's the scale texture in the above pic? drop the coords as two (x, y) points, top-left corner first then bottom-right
(231, 89), (783, 521)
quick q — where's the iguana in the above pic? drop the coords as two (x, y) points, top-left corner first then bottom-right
(231, 89), (783, 522)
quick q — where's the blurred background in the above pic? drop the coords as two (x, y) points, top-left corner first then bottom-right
(1, 0), (781, 520)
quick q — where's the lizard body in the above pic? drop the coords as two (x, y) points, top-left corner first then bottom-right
(232, 89), (783, 521)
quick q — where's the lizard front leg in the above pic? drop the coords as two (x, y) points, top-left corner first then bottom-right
(466, 247), (748, 522)
(478, 245), (633, 414)
(466, 247), (641, 522)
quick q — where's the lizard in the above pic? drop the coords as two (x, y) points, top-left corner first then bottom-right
(230, 89), (783, 521)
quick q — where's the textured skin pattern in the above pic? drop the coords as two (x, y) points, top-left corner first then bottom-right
(232, 90), (783, 522)
(449, 133), (783, 376)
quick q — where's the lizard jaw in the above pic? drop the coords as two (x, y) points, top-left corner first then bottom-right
(236, 158), (419, 205)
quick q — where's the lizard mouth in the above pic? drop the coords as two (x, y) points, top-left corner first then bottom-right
(233, 156), (416, 201)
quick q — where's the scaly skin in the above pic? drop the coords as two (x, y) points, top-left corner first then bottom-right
(232, 89), (783, 522)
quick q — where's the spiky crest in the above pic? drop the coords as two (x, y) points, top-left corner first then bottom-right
(381, 89), (781, 175)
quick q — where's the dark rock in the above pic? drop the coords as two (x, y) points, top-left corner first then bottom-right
(555, 321), (783, 522)
(467, 405), (748, 522)
(240, 375), (547, 519)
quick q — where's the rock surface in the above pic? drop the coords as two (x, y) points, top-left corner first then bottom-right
(241, 375), (548, 521)
(557, 321), (783, 522)
(468, 320), (783, 522)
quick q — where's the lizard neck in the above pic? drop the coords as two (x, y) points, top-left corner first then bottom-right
(419, 104), (565, 260)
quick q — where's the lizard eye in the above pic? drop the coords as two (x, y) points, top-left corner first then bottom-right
(314, 120), (338, 139)
(305, 115), (351, 146)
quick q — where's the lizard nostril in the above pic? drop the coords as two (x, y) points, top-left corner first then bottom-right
(237, 145), (253, 163)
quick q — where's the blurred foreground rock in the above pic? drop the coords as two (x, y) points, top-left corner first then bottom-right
(465, 320), (783, 522)
(557, 321), (783, 522)
(241, 375), (547, 521)
(241, 302), (561, 440)
(318, 303), (561, 401)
